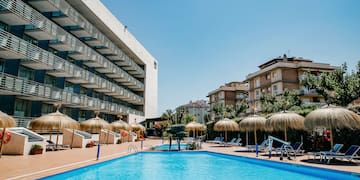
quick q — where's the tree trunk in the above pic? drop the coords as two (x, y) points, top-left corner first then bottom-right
(169, 136), (172, 151)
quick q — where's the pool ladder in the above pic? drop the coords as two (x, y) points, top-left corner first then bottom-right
(128, 144), (138, 153)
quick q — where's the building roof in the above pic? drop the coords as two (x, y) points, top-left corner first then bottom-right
(246, 55), (337, 80)
(178, 100), (209, 108)
(207, 82), (248, 96)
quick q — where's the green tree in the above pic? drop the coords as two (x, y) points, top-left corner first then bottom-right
(161, 109), (175, 124)
(166, 124), (188, 151)
(181, 113), (197, 124)
(301, 62), (360, 106)
(260, 89), (302, 113)
(212, 103), (225, 119)
(235, 101), (248, 117)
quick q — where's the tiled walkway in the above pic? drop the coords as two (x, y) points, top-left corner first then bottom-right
(0, 140), (359, 179)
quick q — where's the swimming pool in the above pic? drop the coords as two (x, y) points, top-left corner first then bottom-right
(40, 151), (360, 180)
(153, 144), (188, 151)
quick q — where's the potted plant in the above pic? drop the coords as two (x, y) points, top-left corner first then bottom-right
(30, 144), (43, 155)
(86, 141), (95, 148)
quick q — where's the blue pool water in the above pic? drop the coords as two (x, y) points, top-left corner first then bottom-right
(40, 151), (360, 180)
(153, 144), (188, 150)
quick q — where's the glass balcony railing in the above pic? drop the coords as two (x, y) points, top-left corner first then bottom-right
(27, 0), (145, 77)
(0, 72), (143, 115)
(1, 0), (145, 94)
(0, 30), (28, 59)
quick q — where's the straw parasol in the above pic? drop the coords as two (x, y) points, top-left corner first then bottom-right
(130, 123), (146, 132)
(239, 115), (266, 145)
(186, 121), (206, 138)
(80, 112), (110, 144)
(0, 111), (16, 158)
(305, 105), (360, 147)
(29, 103), (79, 148)
(214, 118), (239, 142)
(80, 112), (110, 132)
(111, 116), (131, 132)
(266, 112), (304, 141)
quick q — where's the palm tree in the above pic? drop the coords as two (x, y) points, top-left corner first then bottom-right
(161, 109), (175, 124)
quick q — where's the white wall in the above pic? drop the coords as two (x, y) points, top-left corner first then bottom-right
(81, 0), (158, 118)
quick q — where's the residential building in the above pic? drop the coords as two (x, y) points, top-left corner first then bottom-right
(176, 100), (210, 124)
(0, 0), (157, 126)
(207, 82), (248, 120)
(245, 55), (336, 112)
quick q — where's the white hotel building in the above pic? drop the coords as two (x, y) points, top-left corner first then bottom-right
(0, 0), (158, 125)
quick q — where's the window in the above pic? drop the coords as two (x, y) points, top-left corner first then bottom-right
(44, 74), (56, 87)
(273, 85), (278, 95)
(64, 81), (74, 92)
(255, 90), (260, 99)
(154, 62), (157, 69)
(14, 99), (31, 117)
(0, 22), (8, 31)
(0, 61), (4, 72)
(80, 87), (87, 95)
(41, 103), (55, 115)
(254, 79), (260, 88)
(78, 110), (86, 122)
(18, 66), (34, 81)
(266, 74), (271, 80)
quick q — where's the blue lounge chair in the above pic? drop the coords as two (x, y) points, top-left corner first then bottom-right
(227, 138), (242, 146)
(275, 142), (304, 156)
(207, 137), (224, 144)
(323, 145), (360, 164)
(247, 140), (267, 152)
(312, 143), (343, 160)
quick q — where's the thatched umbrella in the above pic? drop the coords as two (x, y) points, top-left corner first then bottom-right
(186, 121), (206, 138)
(305, 105), (360, 147)
(80, 112), (110, 144)
(130, 123), (146, 132)
(266, 112), (304, 142)
(0, 111), (16, 158)
(214, 118), (239, 142)
(29, 103), (79, 148)
(111, 117), (131, 132)
(111, 116), (131, 142)
(239, 115), (266, 146)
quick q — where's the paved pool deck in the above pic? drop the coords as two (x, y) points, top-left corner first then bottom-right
(0, 139), (359, 179)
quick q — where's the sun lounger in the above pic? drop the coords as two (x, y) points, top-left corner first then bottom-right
(247, 140), (267, 152)
(207, 137), (224, 144)
(275, 142), (304, 156)
(323, 145), (360, 164)
(46, 140), (70, 151)
(309, 144), (343, 160)
(227, 138), (242, 146)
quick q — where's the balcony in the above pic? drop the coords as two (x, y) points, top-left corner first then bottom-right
(0, 0), (33, 25)
(0, 72), (143, 114)
(0, 30), (28, 59)
(82, 52), (105, 68)
(49, 33), (77, 51)
(0, 72), (53, 101)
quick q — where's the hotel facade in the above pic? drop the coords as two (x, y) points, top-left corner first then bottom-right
(245, 55), (336, 112)
(207, 82), (248, 120)
(0, 0), (158, 126)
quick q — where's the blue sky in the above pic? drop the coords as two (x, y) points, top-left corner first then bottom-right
(101, 0), (360, 116)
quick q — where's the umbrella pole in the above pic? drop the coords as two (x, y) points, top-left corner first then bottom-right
(284, 128), (287, 142)
(56, 129), (59, 149)
(106, 130), (110, 145)
(246, 130), (248, 147)
(225, 130), (227, 142)
(329, 125), (334, 148)
(71, 129), (75, 149)
(254, 129), (257, 145)
(0, 128), (6, 158)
